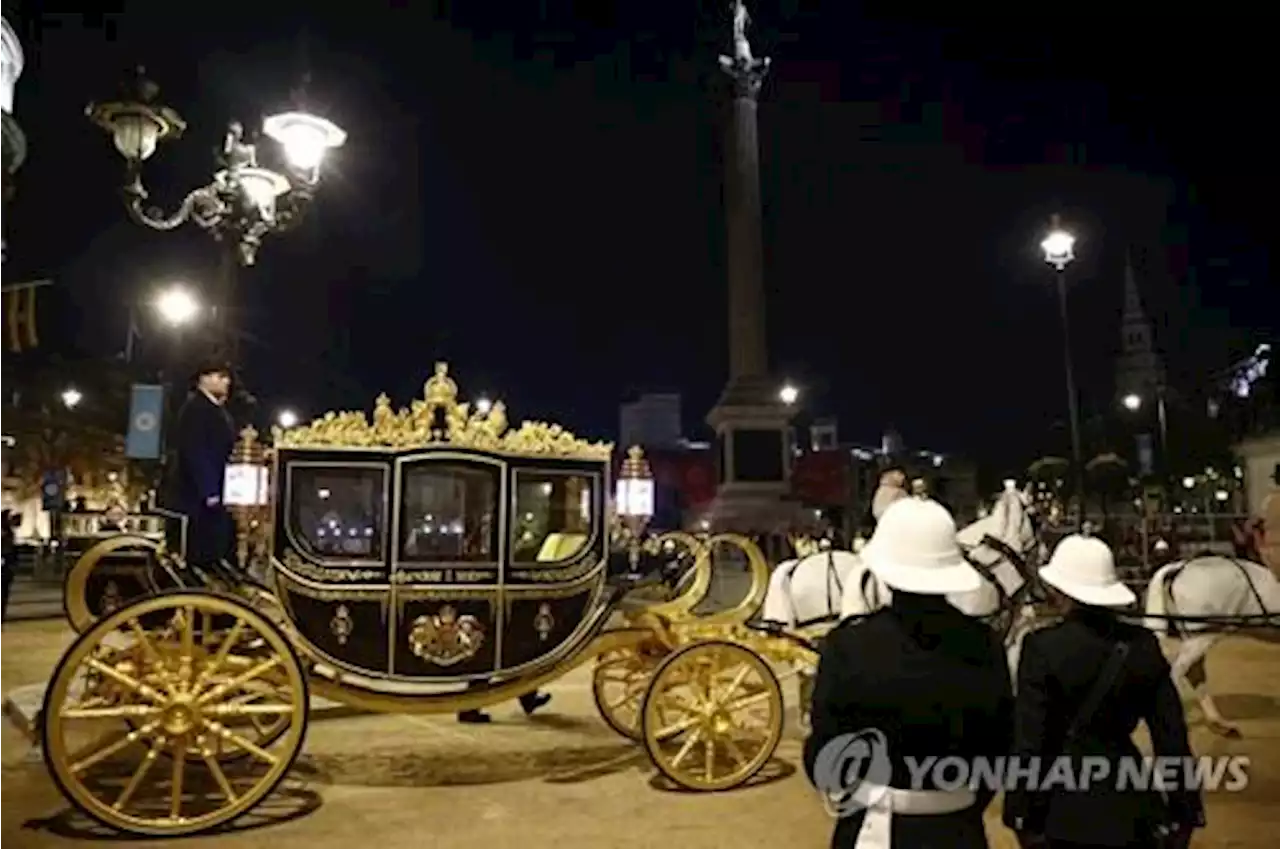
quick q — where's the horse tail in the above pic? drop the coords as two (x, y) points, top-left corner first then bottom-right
(1144, 564), (1175, 635)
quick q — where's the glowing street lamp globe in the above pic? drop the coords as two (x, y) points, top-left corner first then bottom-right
(1041, 217), (1076, 271)
(153, 286), (199, 326)
(263, 110), (347, 173)
(277, 409), (299, 429)
(779, 383), (799, 405)
(61, 387), (83, 409)
(1122, 393), (1142, 412)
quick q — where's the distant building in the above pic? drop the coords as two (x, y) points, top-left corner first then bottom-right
(619, 393), (683, 451)
(2, 13), (26, 265)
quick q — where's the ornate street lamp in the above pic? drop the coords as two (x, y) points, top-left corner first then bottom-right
(87, 68), (346, 267)
(615, 445), (655, 570)
(88, 68), (345, 360)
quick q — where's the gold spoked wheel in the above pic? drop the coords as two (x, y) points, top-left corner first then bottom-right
(42, 591), (309, 837)
(640, 640), (783, 792)
(592, 647), (664, 740)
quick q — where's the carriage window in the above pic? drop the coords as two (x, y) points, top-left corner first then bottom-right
(399, 463), (498, 562)
(288, 466), (386, 560)
(511, 472), (594, 564)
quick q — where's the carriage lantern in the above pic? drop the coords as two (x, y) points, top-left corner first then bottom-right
(615, 445), (655, 568)
(224, 426), (270, 569)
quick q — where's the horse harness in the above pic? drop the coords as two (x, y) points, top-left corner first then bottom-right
(1156, 553), (1278, 635)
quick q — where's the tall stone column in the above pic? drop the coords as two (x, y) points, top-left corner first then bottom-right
(2, 15), (27, 267)
(702, 5), (802, 536)
(723, 65), (769, 381)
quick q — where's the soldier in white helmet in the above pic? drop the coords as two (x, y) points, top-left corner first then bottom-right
(804, 498), (1013, 848)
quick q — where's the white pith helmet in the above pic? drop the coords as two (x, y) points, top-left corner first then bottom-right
(862, 498), (982, 595)
(1039, 534), (1136, 607)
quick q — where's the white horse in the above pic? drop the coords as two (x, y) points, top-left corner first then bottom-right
(1143, 554), (1280, 737)
(761, 486), (1045, 669)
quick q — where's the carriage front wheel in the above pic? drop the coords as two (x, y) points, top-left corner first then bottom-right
(41, 590), (309, 837)
(640, 640), (783, 791)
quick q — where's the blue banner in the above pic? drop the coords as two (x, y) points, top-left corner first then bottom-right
(41, 470), (65, 511)
(125, 384), (166, 460)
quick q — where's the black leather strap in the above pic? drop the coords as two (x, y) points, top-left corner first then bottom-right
(1066, 641), (1130, 743)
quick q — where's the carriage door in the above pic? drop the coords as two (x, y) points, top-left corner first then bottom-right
(391, 454), (504, 680)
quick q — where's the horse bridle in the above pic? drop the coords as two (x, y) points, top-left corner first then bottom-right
(961, 531), (1042, 612)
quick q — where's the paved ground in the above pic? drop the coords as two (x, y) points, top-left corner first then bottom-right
(4, 617), (1280, 848)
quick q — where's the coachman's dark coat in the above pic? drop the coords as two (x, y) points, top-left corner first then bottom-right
(804, 594), (1015, 848)
(1003, 608), (1205, 848)
(168, 390), (236, 567)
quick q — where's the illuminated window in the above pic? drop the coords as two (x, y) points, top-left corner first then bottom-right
(288, 465), (385, 560)
(399, 462), (498, 563)
(511, 471), (594, 564)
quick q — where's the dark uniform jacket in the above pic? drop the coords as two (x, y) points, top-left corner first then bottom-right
(804, 594), (1015, 848)
(168, 391), (236, 566)
(1003, 608), (1206, 846)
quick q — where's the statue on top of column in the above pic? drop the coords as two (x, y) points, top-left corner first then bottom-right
(719, 1), (771, 87)
(731, 0), (754, 64)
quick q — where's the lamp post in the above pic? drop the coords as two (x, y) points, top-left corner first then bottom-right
(615, 445), (655, 572)
(87, 68), (346, 357)
(1040, 214), (1085, 518)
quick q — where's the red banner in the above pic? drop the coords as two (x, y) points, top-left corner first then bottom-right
(791, 451), (849, 507)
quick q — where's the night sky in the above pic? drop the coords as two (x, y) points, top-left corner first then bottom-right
(4, 3), (1273, 468)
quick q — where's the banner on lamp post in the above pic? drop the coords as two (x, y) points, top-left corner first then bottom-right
(125, 384), (166, 460)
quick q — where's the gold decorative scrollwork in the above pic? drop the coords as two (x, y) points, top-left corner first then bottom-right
(331, 604), (354, 645)
(510, 559), (602, 583)
(273, 361), (613, 461)
(408, 604), (486, 666)
(279, 550), (384, 583)
(534, 603), (555, 641)
(392, 569), (445, 584)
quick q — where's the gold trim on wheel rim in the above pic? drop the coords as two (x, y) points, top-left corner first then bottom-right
(592, 647), (663, 740)
(42, 591), (309, 837)
(64, 535), (162, 634)
(640, 640), (783, 792)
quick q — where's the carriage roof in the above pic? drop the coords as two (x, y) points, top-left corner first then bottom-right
(270, 360), (613, 463)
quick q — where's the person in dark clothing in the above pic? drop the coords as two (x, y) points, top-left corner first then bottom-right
(457, 689), (551, 724)
(1, 509), (17, 621)
(166, 359), (237, 570)
(1005, 535), (1204, 849)
(804, 497), (1014, 848)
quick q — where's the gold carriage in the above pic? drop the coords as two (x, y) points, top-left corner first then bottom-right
(45, 363), (816, 837)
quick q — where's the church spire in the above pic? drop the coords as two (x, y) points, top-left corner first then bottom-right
(1115, 248), (1165, 401)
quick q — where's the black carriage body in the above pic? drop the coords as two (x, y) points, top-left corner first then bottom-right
(270, 445), (611, 687)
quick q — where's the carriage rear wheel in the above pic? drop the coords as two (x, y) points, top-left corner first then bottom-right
(41, 591), (309, 837)
(640, 640), (783, 791)
(592, 647), (664, 740)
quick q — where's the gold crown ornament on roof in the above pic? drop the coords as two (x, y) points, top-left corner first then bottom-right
(272, 362), (614, 461)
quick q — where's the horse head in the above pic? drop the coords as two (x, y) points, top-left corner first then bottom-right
(953, 482), (1044, 616)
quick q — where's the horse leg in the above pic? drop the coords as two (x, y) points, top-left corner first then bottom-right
(1169, 633), (1240, 738)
